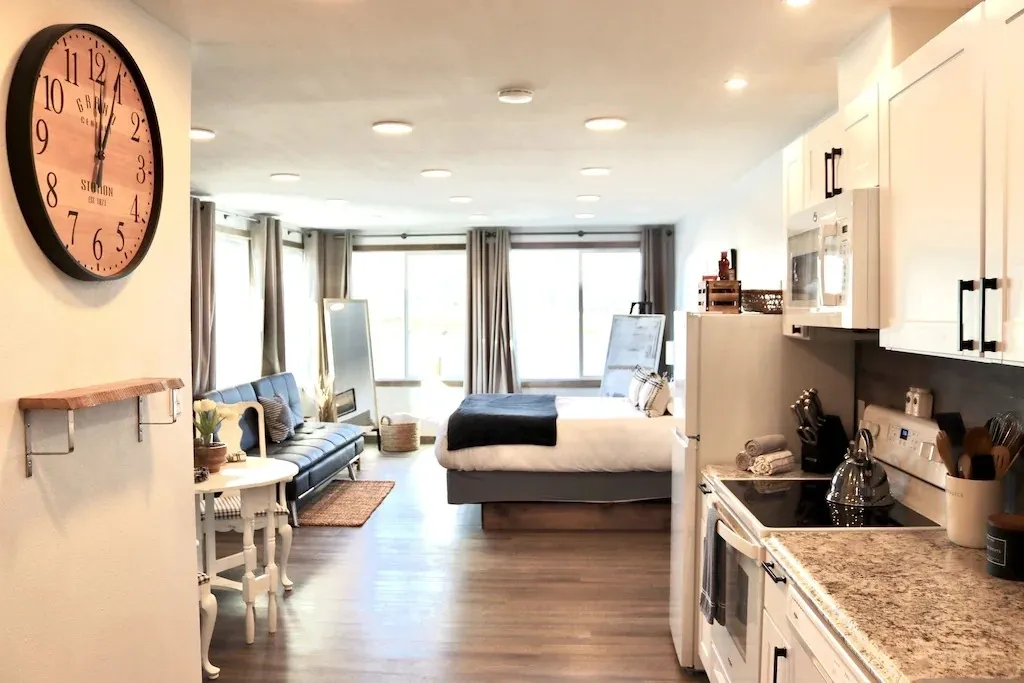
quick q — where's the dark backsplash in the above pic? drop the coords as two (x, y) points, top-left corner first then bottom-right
(856, 341), (1024, 510)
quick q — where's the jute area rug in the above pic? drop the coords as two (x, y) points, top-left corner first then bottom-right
(298, 480), (395, 527)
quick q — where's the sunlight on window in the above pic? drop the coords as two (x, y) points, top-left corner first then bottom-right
(214, 232), (261, 388)
(351, 252), (406, 380)
(582, 251), (643, 376)
(283, 245), (317, 393)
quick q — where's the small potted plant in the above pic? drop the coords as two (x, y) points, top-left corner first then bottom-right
(193, 399), (230, 473)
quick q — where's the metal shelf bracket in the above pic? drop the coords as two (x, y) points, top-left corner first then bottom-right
(24, 410), (75, 478)
(138, 388), (181, 442)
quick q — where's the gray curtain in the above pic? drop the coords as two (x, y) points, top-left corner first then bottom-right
(466, 228), (520, 394)
(190, 198), (216, 394)
(640, 225), (676, 373)
(307, 230), (353, 381)
(258, 215), (286, 376)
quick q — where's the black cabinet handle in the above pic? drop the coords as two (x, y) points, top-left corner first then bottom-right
(762, 561), (786, 584)
(824, 151), (833, 199)
(959, 279), (977, 351)
(698, 482), (712, 495)
(981, 277), (998, 353)
(773, 647), (788, 683)
(830, 147), (843, 196)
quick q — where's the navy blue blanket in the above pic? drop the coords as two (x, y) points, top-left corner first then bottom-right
(446, 393), (558, 451)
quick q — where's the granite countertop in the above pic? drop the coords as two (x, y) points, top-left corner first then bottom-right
(765, 531), (1024, 683)
(702, 463), (828, 481)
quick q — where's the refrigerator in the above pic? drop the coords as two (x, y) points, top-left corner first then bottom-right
(668, 312), (854, 670)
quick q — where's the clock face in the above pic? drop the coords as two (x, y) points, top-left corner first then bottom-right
(6, 24), (163, 280)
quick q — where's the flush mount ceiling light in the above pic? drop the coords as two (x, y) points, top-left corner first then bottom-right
(725, 77), (749, 91)
(784, 0), (812, 6)
(269, 173), (301, 182)
(372, 120), (414, 135)
(575, 213), (595, 219)
(498, 88), (534, 104)
(584, 117), (627, 132)
(576, 195), (601, 202)
(326, 198), (348, 205)
(190, 127), (216, 141)
(421, 169), (452, 178)
(469, 214), (489, 221)
(449, 196), (473, 204)
(580, 167), (611, 176)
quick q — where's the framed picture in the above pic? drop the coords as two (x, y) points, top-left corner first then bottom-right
(335, 388), (356, 417)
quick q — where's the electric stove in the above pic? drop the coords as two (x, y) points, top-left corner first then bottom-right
(721, 479), (940, 530)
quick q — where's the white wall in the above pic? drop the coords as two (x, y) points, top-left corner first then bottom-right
(0, 4), (197, 682)
(675, 151), (785, 313)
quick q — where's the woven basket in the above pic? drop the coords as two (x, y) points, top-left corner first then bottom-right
(741, 289), (783, 314)
(379, 416), (420, 453)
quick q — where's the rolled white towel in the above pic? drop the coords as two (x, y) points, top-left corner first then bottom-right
(750, 450), (796, 476)
(735, 451), (753, 471)
(744, 434), (787, 457)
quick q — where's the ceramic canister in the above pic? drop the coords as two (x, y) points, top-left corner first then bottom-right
(945, 475), (1003, 549)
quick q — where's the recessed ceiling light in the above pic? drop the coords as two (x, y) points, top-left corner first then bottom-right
(577, 195), (601, 202)
(372, 120), (413, 135)
(190, 128), (216, 141)
(469, 214), (489, 221)
(784, 0), (812, 6)
(421, 169), (452, 179)
(449, 196), (473, 204)
(269, 173), (300, 182)
(725, 77), (749, 91)
(326, 198), (348, 205)
(371, 214), (383, 219)
(585, 117), (627, 132)
(575, 213), (596, 219)
(498, 88), (534, 104)
(580, 167), (611, 176)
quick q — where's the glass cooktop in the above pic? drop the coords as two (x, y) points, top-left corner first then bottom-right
(721, 479), (939, 529)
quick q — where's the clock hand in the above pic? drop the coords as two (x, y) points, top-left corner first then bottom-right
(96, 61), (122, 188)
(92, 79), (105, 186)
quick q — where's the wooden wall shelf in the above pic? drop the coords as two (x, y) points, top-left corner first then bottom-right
(19, 376), (184, 478)
(19, 377), (184, 411)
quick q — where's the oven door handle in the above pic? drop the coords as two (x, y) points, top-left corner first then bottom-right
(716, 519), (761, 560)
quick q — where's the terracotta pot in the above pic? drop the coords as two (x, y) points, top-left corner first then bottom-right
(194, 442), (228, 473)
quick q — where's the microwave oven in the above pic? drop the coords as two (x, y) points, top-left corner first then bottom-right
(784, 188), (879, 330)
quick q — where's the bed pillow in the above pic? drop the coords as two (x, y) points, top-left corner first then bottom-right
(258, 394), (296, 443)
(638, 375), (672, 417)
(628, 365), (651, 407)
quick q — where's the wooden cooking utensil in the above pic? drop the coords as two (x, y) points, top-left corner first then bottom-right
(993, 445), (1012, 478)
(963, 426), (995, 457)
(935, 431), (958, 477)
(959, 453), (974, 480)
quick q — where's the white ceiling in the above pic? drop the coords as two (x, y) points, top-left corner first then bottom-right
(134, 0), (975, 230)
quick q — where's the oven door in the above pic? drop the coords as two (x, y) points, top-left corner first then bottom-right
(787, 227), (820, 308)
(710, 510), (764, 683)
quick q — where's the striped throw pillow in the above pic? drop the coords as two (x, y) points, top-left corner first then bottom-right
(258, 394), (296, 444)
(638, 374), (672, 417)
(628, 365), (651, 407)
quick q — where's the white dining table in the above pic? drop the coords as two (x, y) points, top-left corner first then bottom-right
(194, 458), (298, 644)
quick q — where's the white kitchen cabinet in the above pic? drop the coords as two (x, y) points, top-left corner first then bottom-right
(783, 137), (809, 219)
(984, 0), (1024, 364)
(759, 611), (791, 683)
(839, 84), (879, 191)
(878, 3), (986, 358)
(805, 113), (840, 206)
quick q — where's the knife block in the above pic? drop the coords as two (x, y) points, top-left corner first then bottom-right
(800, 415), (848, 475)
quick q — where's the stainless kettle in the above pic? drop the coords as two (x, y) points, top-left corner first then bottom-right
(825, 427), (895, 507)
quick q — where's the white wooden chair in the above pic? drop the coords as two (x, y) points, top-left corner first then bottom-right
(199, 402), (294, 591)
(198, 571), (219, 679)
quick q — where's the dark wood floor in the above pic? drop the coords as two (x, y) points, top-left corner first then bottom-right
(208, 446), (701, 682)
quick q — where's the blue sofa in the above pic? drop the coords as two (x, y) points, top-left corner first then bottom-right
(203, 372), (364, 522)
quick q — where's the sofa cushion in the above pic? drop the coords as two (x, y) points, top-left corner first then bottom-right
(258, 394), (296, 443)
(202, 382), (260, 451)
(252, 373), (304, 427)
(261, 421), (363, 475)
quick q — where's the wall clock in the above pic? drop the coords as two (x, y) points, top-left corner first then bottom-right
(6, 24), (163, 281)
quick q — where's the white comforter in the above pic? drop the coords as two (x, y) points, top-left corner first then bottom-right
(434, 396), (679, 473)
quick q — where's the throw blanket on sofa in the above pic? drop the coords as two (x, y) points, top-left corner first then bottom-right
(446, 394), (558, 451)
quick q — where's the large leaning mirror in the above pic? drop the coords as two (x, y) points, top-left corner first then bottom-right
(324, 299), (379, 428)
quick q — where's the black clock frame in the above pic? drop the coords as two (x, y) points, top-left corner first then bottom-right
(5, 23), (164, 282)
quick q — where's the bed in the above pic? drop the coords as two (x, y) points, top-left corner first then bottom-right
(435, 395), (679, 529)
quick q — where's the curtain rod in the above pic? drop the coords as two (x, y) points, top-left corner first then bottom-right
(353, 229), (642, 239)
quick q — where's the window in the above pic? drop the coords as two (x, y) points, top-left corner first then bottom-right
(214, 231), (262, 388)
(351, 250), (467, 380)
(510, 248), (642, 380)
(283, 244), (317, 393)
